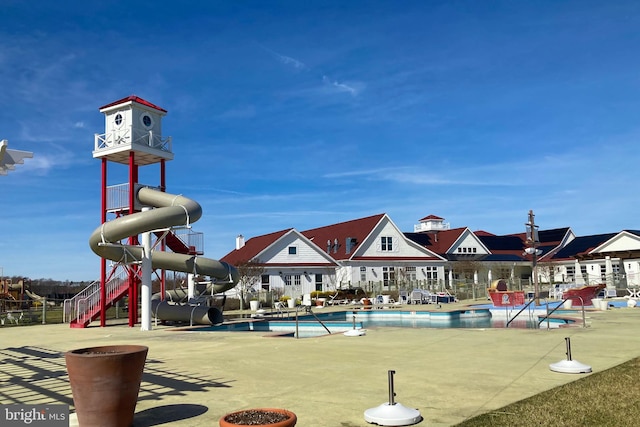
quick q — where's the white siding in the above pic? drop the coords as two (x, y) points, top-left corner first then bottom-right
(594, 233), (640, 253)
(449, 230), (488, 255)
(358, 219), (437, 258)
(260, 233), (329, 264)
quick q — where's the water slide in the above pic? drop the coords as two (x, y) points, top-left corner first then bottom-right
(89, 187), (239, 324)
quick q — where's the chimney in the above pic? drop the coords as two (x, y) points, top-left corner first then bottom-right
(235, 234), (245, 250)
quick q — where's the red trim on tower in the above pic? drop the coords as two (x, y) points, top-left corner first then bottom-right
(99, 95), (167, 113)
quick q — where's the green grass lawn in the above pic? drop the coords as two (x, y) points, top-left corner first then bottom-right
(456, 357), (640, 426)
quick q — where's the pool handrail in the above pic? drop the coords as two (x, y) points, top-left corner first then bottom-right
(294, 306), (331, 338)
(538, 296), (587, 328)
(505, 297), (537, 328)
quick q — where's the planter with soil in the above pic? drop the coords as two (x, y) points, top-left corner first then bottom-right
(219, 408), (297, 427)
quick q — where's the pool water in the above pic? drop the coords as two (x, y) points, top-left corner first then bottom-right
(312, 310), (549, 329)
(194, 308), (572, 337)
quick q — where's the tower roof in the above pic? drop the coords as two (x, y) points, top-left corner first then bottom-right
(99, 95), (167, 113)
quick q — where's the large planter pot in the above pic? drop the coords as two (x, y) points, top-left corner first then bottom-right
(220, 408), (296, 427)
(65, 345), (148, 427)
(287, 299), (296, 309)
(250, 300), (260, 311)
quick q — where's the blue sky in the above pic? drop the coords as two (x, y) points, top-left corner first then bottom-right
(1, 1), (639, 282)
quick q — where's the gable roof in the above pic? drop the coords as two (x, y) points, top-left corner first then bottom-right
(551, 233), (618, 261)
(573, 230), (640, 260)
(404, 227), (466, 254)
(301, 214), (386, 260)
(220, 229), (292, 265)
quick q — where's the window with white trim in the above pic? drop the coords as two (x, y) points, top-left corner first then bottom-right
(381, 236), (393, 251)
(360, 267), (367, 282)
(425, 266), (438, 282)
(383, 266), (395, 287)
(406, 266), (416, 282)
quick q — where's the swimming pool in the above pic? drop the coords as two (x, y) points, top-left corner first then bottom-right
(193, 308), (572, 337)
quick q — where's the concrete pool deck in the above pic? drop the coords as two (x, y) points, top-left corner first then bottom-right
(1, 301), (640, 426)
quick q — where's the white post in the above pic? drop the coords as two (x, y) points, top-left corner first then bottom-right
(188, 274), (195, 302)
(575, 259), (584, 285)
(140, 208), (152, 331)
(605, 256), (613, 288)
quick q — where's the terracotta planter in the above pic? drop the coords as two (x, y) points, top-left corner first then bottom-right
(65, 345), (148, 427)
(219, 408), (296, 427)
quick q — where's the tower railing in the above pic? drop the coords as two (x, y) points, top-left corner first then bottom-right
(94, 130), (172, 152)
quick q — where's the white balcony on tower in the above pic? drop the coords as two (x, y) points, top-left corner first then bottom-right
(414, 215), (451, 233)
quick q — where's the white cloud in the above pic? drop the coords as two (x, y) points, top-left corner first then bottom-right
(322, 75), (360, 96)
(277, 53), (307, 70)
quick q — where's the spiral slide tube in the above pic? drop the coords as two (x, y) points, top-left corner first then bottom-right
(89, 187), (239, 324)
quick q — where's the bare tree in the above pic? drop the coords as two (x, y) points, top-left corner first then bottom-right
(489, 263), (513, 282)
(537, 261), (556, 285)
(453, 260), (484, 284)
(234, 259), (266, 310)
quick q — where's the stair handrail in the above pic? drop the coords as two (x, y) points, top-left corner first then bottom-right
(63, 268), (130, 324)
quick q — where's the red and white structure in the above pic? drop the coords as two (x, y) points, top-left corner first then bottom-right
(93, 96), (173, 327)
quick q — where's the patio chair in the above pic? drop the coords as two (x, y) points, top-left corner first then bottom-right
(302, 294), (312, 307)
(410, 290), (424, 304)
(398, 290), (408, 304)
(549, 284), (562, 300)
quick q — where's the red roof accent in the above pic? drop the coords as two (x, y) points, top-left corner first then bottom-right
(99, 95), (167, 113)
(220, 229), (292, 265)
(419, 214), (443, 221)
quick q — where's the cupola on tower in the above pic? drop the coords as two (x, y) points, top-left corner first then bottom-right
(93, 95), (173, 165)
